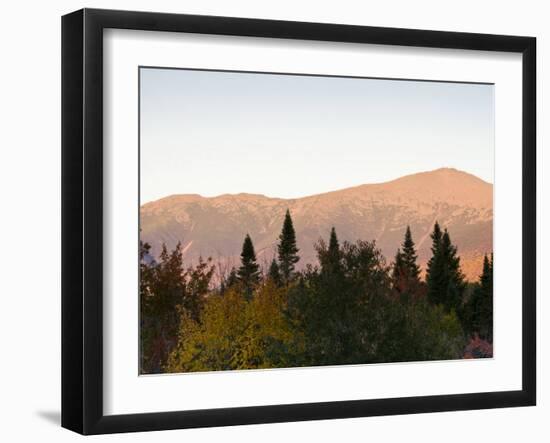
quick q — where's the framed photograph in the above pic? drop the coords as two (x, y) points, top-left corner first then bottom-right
(62, 8), (536, 434)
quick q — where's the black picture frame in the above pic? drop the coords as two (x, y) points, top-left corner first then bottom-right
(62, 8), (536, 435)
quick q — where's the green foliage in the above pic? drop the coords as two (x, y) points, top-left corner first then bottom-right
(139, 240), (155, 300)
(391, 249), (405, 291)
(317, 227), (342, 275)
(463, 254), (493, 340)
(391, 226), (423, 299)
(287, 234), (465, 366)
(426, 225), (466, 314)
(428, 221), (443, 258)
(289, 237), (389, 365)
(277, 209), (300, 284)
(184, 257), (214, 321)
(401, 226), (421, 281)
(141, 222), (486, 374)
(375, 298), (465, 362)
(268, 259), (282, 287)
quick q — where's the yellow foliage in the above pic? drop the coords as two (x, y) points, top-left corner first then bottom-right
(165, 282), (301, 373)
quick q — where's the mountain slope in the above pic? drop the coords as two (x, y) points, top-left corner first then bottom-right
(140, 168), (493, 281)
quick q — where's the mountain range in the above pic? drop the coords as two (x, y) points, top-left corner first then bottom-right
(140, 168), (493, 281)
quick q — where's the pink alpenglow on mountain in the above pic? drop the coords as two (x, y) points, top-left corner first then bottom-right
(140, 168), (493, 281)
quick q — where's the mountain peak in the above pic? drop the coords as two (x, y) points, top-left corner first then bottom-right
(390, 167), (490, 184)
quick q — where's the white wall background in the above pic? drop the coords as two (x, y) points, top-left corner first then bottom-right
(0, 0), (546, 441)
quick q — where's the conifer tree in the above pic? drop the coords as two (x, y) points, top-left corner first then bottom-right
(465, 254), (493, 340)
(441, 229), (466, 312)
(426, 221), (442, 279)
(185, 256), (214, 321)
(392, 226), (421, 296)
(224, 267), (239, 290)
(237, 234), (260, 295)
(268, 259), (282, 286)
(277, 209), (300, 284)
(155, 242), (186, 314)
(139, 240), (155, 302)
(401, 226), (421, 281)
(141, 242), (187, 373)
(319, 227), (342, 275)
(426, 225), (466, 313)
(391, 248), (405, 291)
(426, 222), (443, 304)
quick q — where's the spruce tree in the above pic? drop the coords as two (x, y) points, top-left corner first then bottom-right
(426, 221), (442, 278)
(401, 226), (421, 281)
(465, 254), (493, 340)
(277, 209), (300, 284)
(268, 259), (282, 286)
(392, 226), (421, 297)
(426, 222), (443, 304)
(441, 229), (466, 312)
(426, 225), (466, 313)
(237, 234), (260, 295)
(391, 248), (405, 292)
(320, 227), (342, 274)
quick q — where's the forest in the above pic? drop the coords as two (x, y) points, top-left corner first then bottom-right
(139, 210), (493, 374)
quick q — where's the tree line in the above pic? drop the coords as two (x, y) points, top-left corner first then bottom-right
(140, 210), (493, 374)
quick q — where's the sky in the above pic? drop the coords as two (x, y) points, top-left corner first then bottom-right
(140, 67), (494, 203)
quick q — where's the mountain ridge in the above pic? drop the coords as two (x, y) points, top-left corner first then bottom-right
(140, 168), (493, 281)
(142, 167), (492, 204)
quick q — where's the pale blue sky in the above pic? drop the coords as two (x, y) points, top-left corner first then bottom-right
(140, 68), (494, 203)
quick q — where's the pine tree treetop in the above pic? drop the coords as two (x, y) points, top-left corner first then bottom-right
(237, 234), (260, 293)
(241, 234), (256, 261)
(278, 209), (300, 283)
(328, 227), (339, 253)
